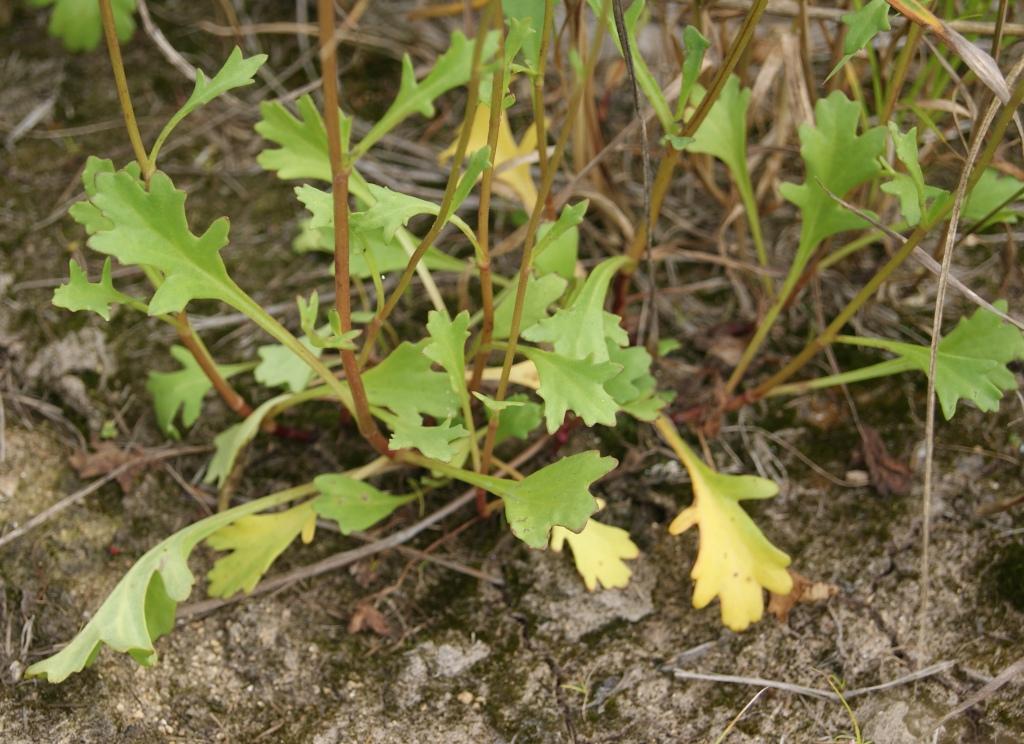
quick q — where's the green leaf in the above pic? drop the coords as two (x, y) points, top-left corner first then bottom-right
(502, 0), (545, 69)
(424, 310), (471, 403)
(687, 76), (751, 182)
(24, 487), (303, 682)
(604, 340), (669, 421)
(829, 0), (890, 79)
(450, 146), (493, 212)
(489, 451), (616, 549)
(532, 200), (587, 277)
(313, 475), (416, 534)
(388, 410), (468, 462)
(533, 221), (579, 279)
(492, 273), (568, 339)
(520, 347), (622, 432)
(478, 392), (543, 444)
(523, 255), (630, 362)
(678, 25), (710, 114)
(53, 258), (135, 321)
(355, 31), (497, 159)
(295, 185), (465, 278)
(31, 0), (136, 53)
(81, 168), (243, 315)
(206, 503), (316, 598)
(70, 157), (141, 235)
(146, 345), (250, 439)
(205, 392), (294, 486)
(363, 342), (460, 419)
(965, 169), (1024, 229)
(779, 92), (886, 269)
(841, 303), (1024, 419)
(255, 336), (322, 393)
(255, 95), (332, 181)
(151, 48), (266, 164)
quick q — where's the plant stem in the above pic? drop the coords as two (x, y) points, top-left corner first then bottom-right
(99, 0), (152, 180)
(358, 0), (498, 366)
(478, 0), (611, 477)
(99, 0), (268, 433)
(468, 12), (509, 395)
(613, 0), (768, 310)
(766, 358), (915, 397)
(317, 0), (390, 456)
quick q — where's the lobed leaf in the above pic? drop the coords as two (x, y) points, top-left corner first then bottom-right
(471, 451), (617, 549)
(52, 258), (135, 321)
(550, 500), (639, 591)
(81, 168), (244, 315)
(829, 0), (890, 79)
(363, 342), (460, 420)
(841, 303), (1024, 419)
(151, 48), (266, 163)
(657, 417), (792, 632)
(520, 347), (622, 432)
(523, 255), (630, 362)
(206, 503), (316, 598)
(779, 92), (886, 268)
(146, 345), (250, 439)
(254, 336), (322, 393)
(313, 475), (416, 534)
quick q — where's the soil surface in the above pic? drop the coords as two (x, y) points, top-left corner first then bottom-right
(2, 3), (1024, 743)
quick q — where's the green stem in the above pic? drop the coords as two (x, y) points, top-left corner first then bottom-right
(478, 0), (610, 476)
(767, 357), (916, 397)
(359, 0), (498, 365)
(99, 0), (152, 180)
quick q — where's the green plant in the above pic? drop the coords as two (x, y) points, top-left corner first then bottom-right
(24, 0), (1024, 684)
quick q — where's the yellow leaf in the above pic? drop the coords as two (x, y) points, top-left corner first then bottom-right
(206, 502), (317, 598)
(655, 417), (792, 631)
(440, 104), (538, 211)
(550, 499), (639, 591)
